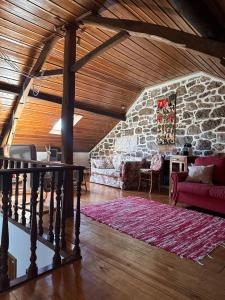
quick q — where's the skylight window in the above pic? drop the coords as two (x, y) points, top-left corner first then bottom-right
(50, 114), (83, 135)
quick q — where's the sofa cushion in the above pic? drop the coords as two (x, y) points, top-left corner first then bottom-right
(209, 186), (225, 200)
(195, 156), (225, 185)
(177, 182), (210, 197)
(112, 155), (123, 170)
(91, 168), (120, 178)
(185, 165), (214, 184)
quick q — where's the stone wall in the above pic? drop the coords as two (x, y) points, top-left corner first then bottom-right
(91, 73), (225, 159)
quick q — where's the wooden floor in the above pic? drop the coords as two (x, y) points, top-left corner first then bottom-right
(2, 183), (225, 300)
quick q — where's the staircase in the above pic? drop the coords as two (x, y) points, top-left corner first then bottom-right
(0, 156), (84, 292)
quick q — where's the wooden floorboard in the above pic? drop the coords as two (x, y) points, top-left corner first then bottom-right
(2, 182), (225, 299)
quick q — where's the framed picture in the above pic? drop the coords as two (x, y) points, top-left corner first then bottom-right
(156, 94), (176, 145)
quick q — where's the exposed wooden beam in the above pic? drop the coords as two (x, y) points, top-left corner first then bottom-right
(71, 30), (129, 72)
(0, 32), (62, 147)
(0, 82), (126, 121)
(61, 25), (76, 218)
(35, 31), (129, 78)
(36, 68), (63, 78)
(81, 15), (225, 61)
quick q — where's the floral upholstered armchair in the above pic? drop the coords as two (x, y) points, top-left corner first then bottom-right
(90, 155), (141, 190)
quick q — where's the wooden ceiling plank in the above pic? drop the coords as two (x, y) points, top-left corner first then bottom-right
(71, 30), (130, 72)
(0, 31), (62, 147)
(1, 1), (56, 32)
(95, 8), (203, 73)
(116, 0), (211, 74)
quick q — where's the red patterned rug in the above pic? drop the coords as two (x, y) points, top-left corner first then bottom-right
(81, 196), (225, 262)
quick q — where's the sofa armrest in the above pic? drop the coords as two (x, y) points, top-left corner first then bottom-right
(171, 172), (188, 202)
(90, 159), (96, 171)
(121, 161), (141, 189)
(171, 172), (188, 183)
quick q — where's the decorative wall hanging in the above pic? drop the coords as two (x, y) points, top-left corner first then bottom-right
(115, 135), (137, 153)
(156, 94), (176, 145)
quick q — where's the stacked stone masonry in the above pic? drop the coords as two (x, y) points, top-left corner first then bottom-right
(91, 74), (225, 159)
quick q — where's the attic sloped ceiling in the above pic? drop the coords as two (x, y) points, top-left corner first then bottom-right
(0, 0), (225, 151)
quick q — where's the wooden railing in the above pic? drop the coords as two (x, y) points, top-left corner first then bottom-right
(0, 157), (84, 292)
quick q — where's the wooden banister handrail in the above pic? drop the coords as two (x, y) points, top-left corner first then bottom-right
(0, 156), (83, 168)
(0, 165), (84, 174)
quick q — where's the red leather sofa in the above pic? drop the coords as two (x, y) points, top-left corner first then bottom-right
(171, 156), (225, 214)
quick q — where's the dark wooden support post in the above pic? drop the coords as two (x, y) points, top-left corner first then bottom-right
(0, 174), (11, 290)
(61, 25), (77, 218)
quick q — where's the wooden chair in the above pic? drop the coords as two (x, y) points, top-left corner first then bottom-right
(138, 154), (164, 194)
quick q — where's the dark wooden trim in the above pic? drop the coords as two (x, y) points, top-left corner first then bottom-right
(0, 82), (126, 121)
(71, 31), (130, 72)
(81, 15), (225, 60)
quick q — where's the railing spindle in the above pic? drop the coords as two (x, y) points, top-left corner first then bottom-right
(48, 172), (55, 243)
(27, 172), (39, 278)
(3, 159), (8, 170)
(21, 162), (28, 226)
(8, 161), (14, 218)
(0, 174), (11, 290)
(14, 161), (21, 222)
(38, 170), (45, 236)
(29, 163), (35, 225)
(60, 170), (66, 249)
(73, 169), (83, 259)
(53, 170), (63, 267)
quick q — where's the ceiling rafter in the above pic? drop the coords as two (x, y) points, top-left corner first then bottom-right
(81, 15), (225, 63)
(0, 82), (126, 121)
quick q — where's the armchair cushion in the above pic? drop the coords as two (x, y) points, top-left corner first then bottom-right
(195, 157), (225, 185)
(185, 165), (214, 184)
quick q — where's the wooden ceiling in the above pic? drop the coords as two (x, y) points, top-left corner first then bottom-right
(0, 0), (225, 151)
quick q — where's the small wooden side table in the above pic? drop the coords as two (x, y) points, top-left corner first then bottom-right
(169, 155), (196, 197)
